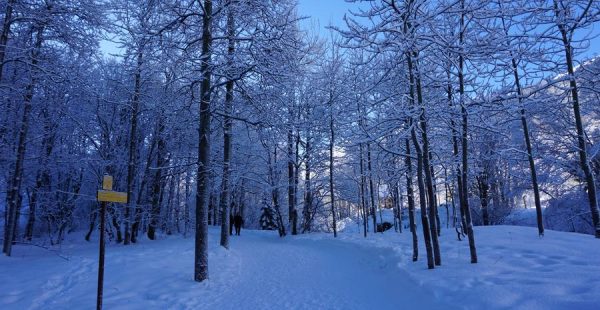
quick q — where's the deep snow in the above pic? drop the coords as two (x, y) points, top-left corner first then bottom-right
(1, 222), (599, 310)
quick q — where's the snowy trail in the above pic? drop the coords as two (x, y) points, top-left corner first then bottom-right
(190, 232), (451, 310)
(0, 228), (454, 310)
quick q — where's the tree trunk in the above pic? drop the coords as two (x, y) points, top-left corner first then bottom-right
(498, 7), (544, 235)
(411, 52), (441, 266)
(85, 209), (97, 242)
(287, 129), (296, 233)
(518, 98), (544, 234)
(131, 125), (159, 242)
(447, 67), (467, 234)
(367, 143), (377, 233)
(0, 0), (15, 82)
(430, 152), (441, 236)
(359, 142), (368, 238)
(238, 180), (246, 227)
(405, 138), (418, 262)
(272, 187), (286, 237)
(303, 135), (312, 233)
(25, 109), (55, 241)
(477, 173), (490, 226)
(183, 169), (191, 237)
(148, 117), (166, 240)
(124, 50), (143, 245)
(3, 28), (43, 256)
(293, 130), (301, 235)
(175, 172), (182, 234)
(212, 192), (218, 226)
(393, 181), (403, 233)
(287, 86), (297, 235)
(267, 146), (286, 237)
(459, 0), (477, 262)
(329, 98), (337, 238)
(553, 1), (600, 237)
(219, 4), (235, 249)
(411, 128), (435, 269)
(165, 174), (175, 235)
(195, 0), (213, 282)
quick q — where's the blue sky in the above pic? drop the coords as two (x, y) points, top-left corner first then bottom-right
(296, 0), (600, 61)
(297, 0), (366, 37)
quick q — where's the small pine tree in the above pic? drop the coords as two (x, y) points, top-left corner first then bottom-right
(260, 207), (278, 231)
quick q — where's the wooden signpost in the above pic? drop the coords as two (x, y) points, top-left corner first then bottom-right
(96, 175), (127, 310)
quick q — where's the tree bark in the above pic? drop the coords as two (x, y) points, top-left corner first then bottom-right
(267, 146), (286, 237)
(303, 136), (312, 233)
(131, 120), (159, 242)
(447, 67), (467, 234)
(184, 170), (191, 237)
(477, 173), (490, 226)
(219, 4), (235, 248)
(411, 128), (435, 269)
(195, 0), (213, 282)
(293, 130), (301, 235)
(287, 129), (296, 233)
(124, 50), (143, 245)
(459, 0), (477, 262)
(148, 116), (166, 240)
(0, 0), (15, 82)
(329, 95), (337, 238)
(367, 143), (377, 233)
(411, 52), (441, 266)
(405, 138), (418, 262)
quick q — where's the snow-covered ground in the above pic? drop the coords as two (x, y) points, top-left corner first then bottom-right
(1, 222), (599, 309)
(334, 223), (600, 310)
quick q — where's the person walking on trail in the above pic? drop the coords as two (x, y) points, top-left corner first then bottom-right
(234, 214), (243, 236)
(229, 213), (234, 236)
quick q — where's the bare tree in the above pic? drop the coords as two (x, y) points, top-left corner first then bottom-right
(195, 0), (213, 282)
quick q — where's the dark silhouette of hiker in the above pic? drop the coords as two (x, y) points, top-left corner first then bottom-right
(229, 213), (234, 236)
(234, 214), (243, 236)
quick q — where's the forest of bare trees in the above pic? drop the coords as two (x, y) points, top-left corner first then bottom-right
(1, 0), (599, 279)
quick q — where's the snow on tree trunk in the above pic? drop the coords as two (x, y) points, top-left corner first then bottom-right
(219, 3), (235, 249)
(459, 0), (477, 263)
(405, 137), (419, 262)
(195, 0), (213, 283)
(552, 0), (600, 238)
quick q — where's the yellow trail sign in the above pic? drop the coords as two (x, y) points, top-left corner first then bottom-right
(97, 190), (127, 203)
(102, 175), (113, 191)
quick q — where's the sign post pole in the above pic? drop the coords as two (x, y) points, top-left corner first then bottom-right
(95, 175), (126, 310)
(97, 200), (106, 310)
